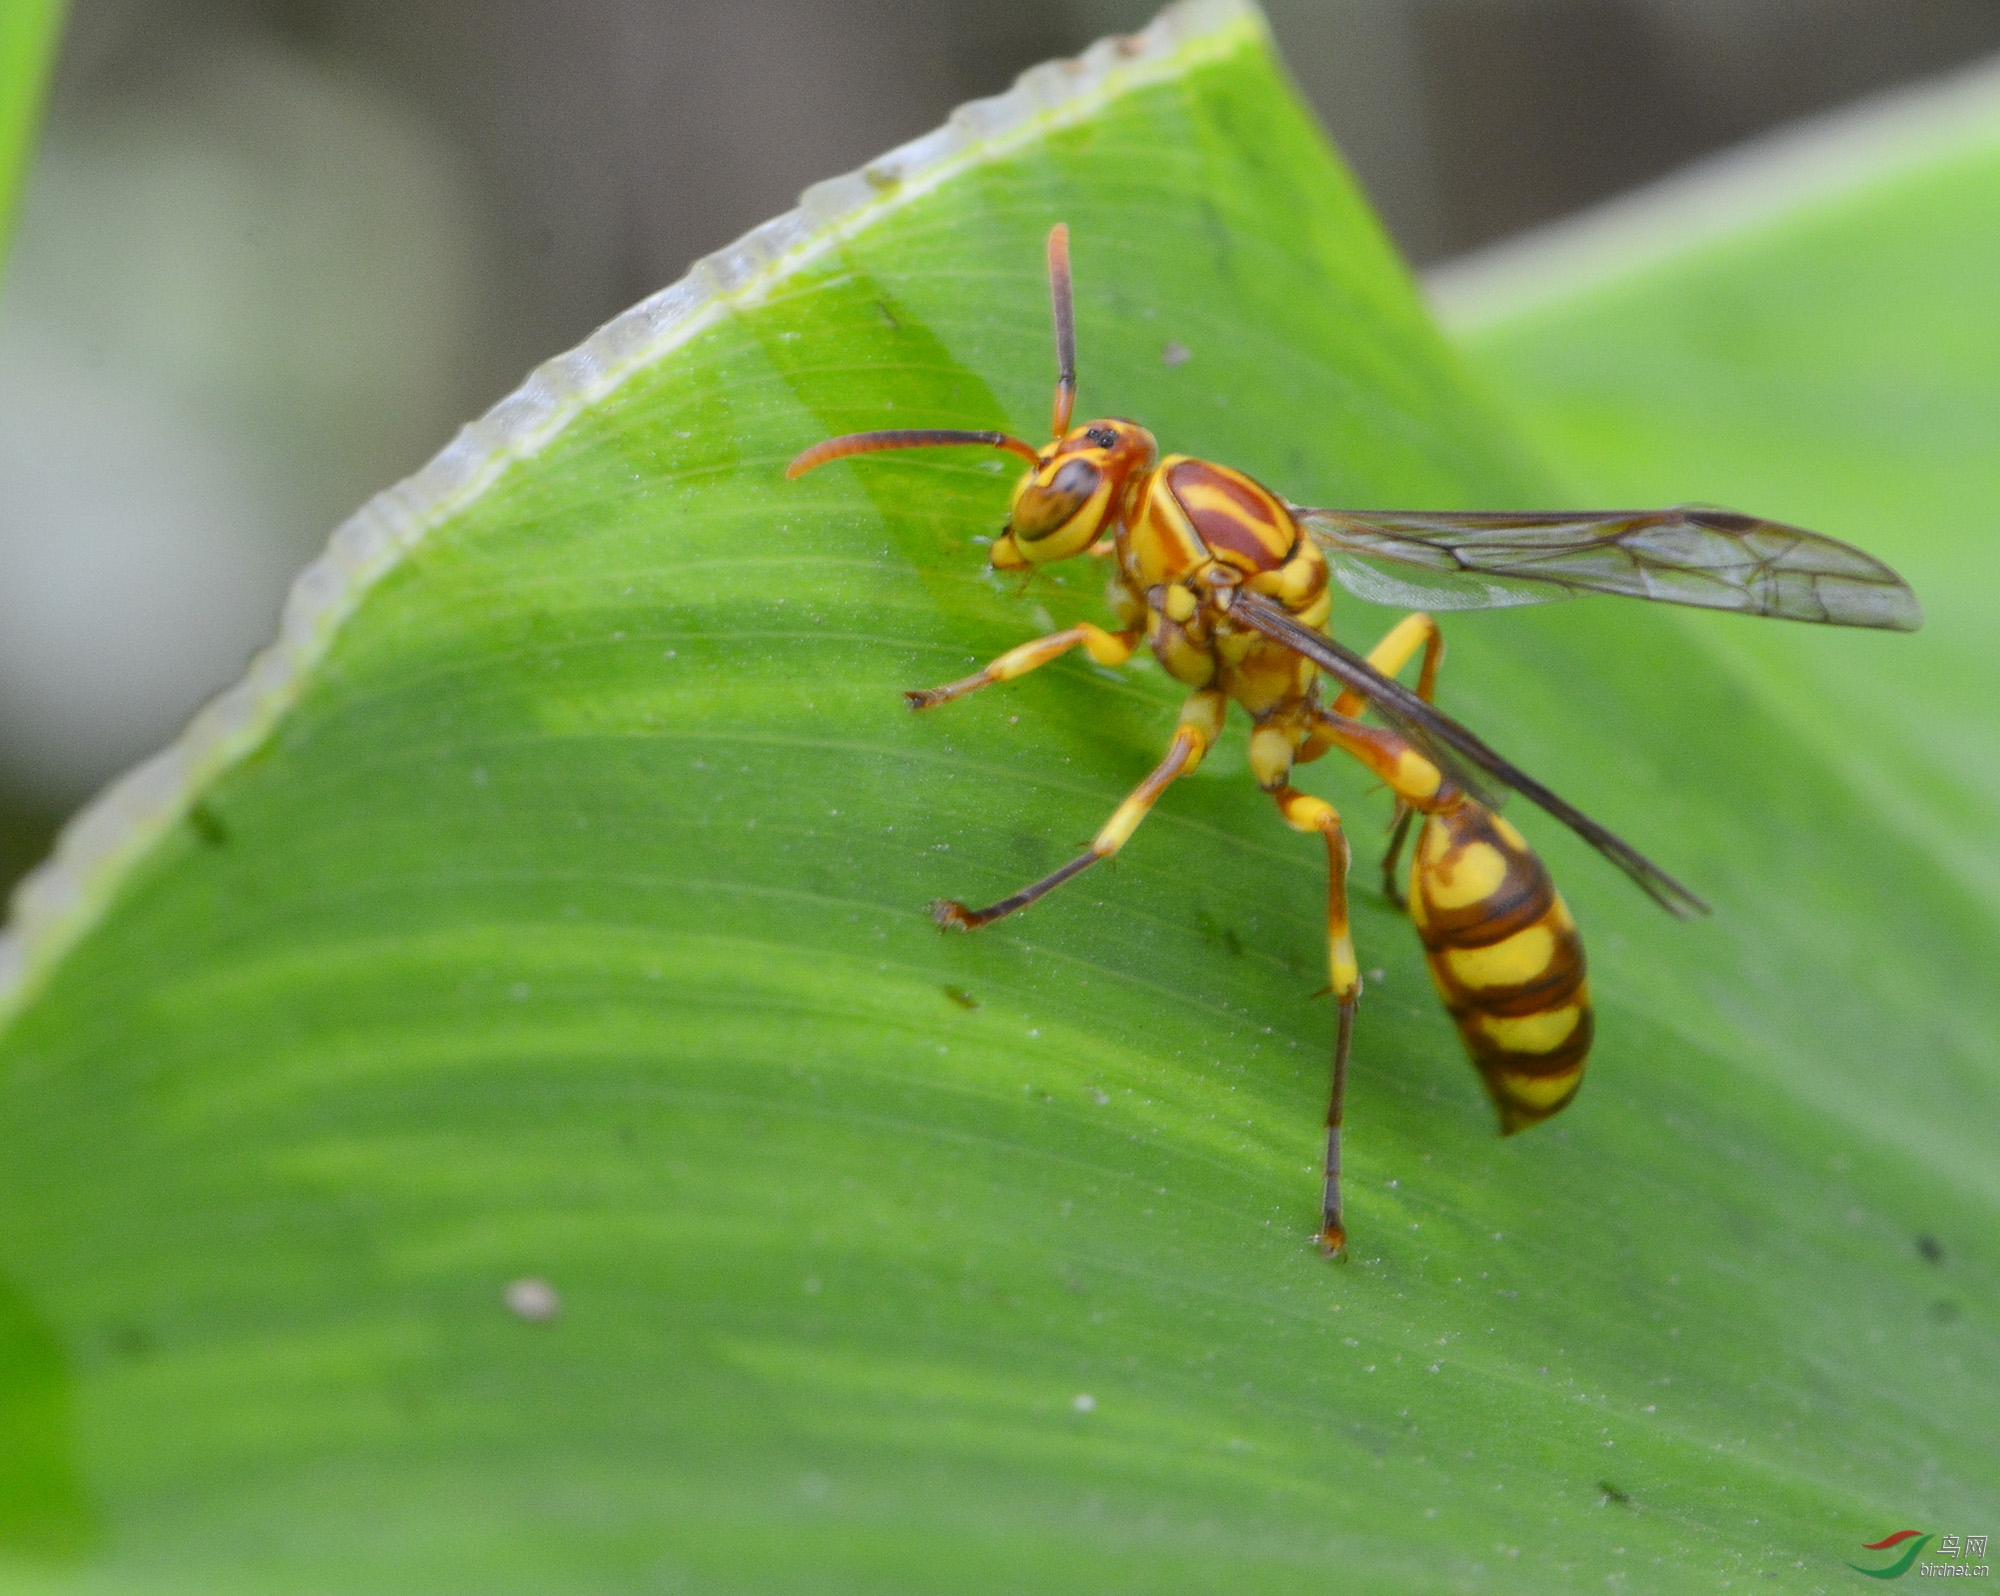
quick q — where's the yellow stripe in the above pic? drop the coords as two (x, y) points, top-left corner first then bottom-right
(1499, 1067), (1581, 1111)
(1479, 1003), (1581, 1054)
(1426, 840), (1505, 908)
(1176, 481), (1281, 525)
(1444, 923), (1553, 989)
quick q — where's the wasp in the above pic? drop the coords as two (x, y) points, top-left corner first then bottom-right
(789, 225), (1920, 1256)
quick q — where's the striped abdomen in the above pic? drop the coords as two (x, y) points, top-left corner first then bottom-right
(1409, 799), (1592, 1134)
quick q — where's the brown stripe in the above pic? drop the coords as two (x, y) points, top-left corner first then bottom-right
(1412, 807), (1555, 949)
(1167, 460), (1295, 573)
(1459, 1006), (1594, 1079)
(1434, 958), (1587, 1024)
(1418, 874), (1552, 950)
(1482, 1060), (1586, 1134)
(1408, 801), (1595, 1127)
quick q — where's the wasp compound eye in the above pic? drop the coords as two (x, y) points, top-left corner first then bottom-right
(1010, 457), (1101, 543)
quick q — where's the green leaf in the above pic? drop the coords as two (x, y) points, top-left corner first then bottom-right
(0, 3), (1990, 1589)
(0, 0), (64, 270)
(0, 0), (69, 893)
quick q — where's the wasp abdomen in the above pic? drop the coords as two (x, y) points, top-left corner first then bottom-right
(1409, 800), (1592, 1134)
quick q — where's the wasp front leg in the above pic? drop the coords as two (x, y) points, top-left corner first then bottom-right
(906, 621), (1140, 710)
(1305, 611), (1443, 906)
(933, 690), (1227, 929)
(907, 570), (1145, 710)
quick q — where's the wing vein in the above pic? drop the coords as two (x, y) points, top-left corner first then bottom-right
(1226, 591), (1710, 919)
(1295, 504), (1921, 630)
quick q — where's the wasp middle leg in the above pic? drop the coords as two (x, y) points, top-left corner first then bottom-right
(932, 690), (1226, 930)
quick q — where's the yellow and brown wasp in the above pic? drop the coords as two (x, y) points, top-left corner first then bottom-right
(790, 225), (1919, 1256)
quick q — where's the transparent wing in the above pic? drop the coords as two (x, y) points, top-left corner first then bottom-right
(1226, 591), (1710, 920)
(1296, 505), (1922, 630)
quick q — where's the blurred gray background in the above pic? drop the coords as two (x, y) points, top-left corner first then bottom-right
(5, 0), (2000, 892)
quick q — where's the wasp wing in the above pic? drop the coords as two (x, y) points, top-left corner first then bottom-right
(1296, 505), (1922, 630)
(1227, 590), (1709, 920)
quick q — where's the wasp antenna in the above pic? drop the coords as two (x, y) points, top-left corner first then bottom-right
(1047, 223), (1077, 438)
(786, 428), (1042, 479)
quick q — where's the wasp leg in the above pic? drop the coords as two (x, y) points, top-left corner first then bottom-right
(1301, 613), (1443, 907)
(1250, 717), (1361, 1255)
(1329, 611), (1442, 718)
(1269, 783), (1360, 1257)
(933, 691), (1225, 929)
(906, 623), (1139, 710)
(1379, 808), (1419, 911)
(1307, 709), (1453, 816)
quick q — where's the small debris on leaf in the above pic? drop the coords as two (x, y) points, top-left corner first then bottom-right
(505, 1277), (560, 1322)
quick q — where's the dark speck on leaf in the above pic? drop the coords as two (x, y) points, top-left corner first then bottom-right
(943, 986), (979, 1010)
(1193, 908), (1243, 956)
(1916, 1232), (1944, 1263)
(1598, 1481), (1631, 1507)
(189, 801), (229, 847)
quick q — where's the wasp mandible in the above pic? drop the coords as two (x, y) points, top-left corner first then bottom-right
(789, 224), (1920, 1256)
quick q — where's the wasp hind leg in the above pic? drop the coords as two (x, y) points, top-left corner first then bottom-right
(906, 622), (1139, 710)
(932, 691), (1226, 929)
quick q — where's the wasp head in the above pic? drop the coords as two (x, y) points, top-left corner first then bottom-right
(992, 420), (1157, 568)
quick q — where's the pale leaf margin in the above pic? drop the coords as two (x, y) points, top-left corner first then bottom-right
(0, 0), (1265, 1034)
(1425, 46), (2000, 329)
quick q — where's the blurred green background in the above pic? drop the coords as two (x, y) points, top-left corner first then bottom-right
(7, 0), (2000, 881)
